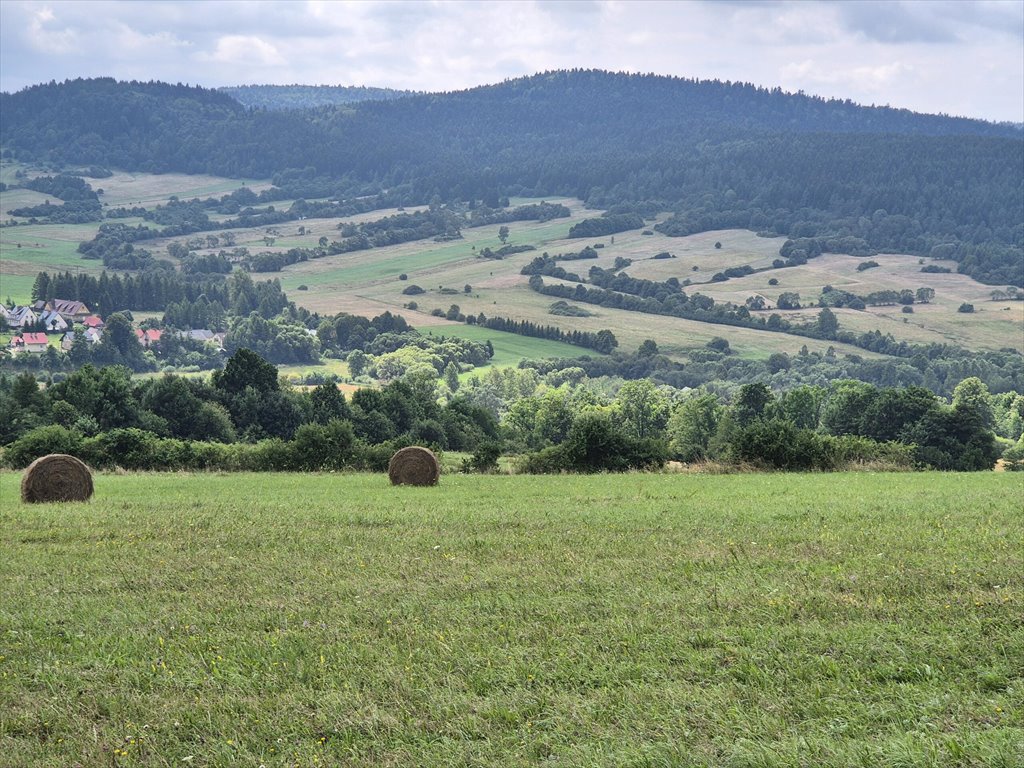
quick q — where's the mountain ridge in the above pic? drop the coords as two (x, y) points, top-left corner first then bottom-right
(2, 70), (1021, 285)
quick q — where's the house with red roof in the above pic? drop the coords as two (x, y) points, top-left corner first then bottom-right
(134, 328), (163, 348)
(9, 332), (50, 354)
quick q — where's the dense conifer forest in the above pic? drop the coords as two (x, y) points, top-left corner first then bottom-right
(217, 84), (417, 109)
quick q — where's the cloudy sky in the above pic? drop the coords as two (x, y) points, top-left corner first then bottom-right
(2, 0), (1022, 122)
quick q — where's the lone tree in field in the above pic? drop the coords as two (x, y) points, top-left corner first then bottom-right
(498, 225), (510, 245)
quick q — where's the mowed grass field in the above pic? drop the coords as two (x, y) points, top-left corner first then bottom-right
(1, 472), (1021, 767)
(692, 252), (1024, 354)
(2, 157), (1020, 361)
(0, 167), (265, 305)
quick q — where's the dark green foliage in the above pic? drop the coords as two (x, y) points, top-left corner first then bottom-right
(287, 420), (357, 471)
(214, 348), (280, 396)
(219, 84), (415, 110)
(23, 174), (99, 201)
(728, 418), (834, 471)
(462, 440), (502, 473)
(522, 412), (667, 473)
(2, 424), (85, 468)
(548, 301), (594, 317)
(568, 214), (644, 239)
(475, 314), (616, 354)
(9, 199), (102, 223)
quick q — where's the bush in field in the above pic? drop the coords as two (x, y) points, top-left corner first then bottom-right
(1003, 436), (1024, 471)
(463, 440), (502, 473)
(829, 435), (915, 469)
(521, 412), (667, 473)
(727, 418), (834, 471)
(288, 420), (357, 471)
(2, 425), (84, 469)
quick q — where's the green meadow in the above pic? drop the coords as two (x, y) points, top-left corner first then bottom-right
(1, 472), (1021, 767)
(423, 324), (591, 367)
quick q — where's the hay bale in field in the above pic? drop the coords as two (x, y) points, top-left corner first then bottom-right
(388, 446), (440, 486)
(20, 454), (94, 503)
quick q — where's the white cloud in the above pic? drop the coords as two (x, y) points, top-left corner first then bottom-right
(203, 35), (286, 67)
(26, 5), (78, 54)
(780, 59), (914, 97)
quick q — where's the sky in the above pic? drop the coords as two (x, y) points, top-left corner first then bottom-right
(1, 0), (1022, 123)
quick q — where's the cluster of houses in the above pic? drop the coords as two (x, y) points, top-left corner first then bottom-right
(2, 299), (225, 356)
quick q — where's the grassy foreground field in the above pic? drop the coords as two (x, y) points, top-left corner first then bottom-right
(1, 472), (1021, 767)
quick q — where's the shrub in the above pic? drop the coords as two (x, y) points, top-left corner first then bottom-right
(521, 413), (667, 474)
(289, 420), (357, 471)
(2, 425), (85, 469)
(706, 337), (731, 353)
(958, 303), (975, 313)
(402, 284), (425, 295)
(88, 428), (163, 470)
(462, 440), (502, 473)
(830, 435), (915, 470)
(728, 419), (835, 471)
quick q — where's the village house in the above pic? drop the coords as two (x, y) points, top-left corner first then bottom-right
(5, 306), (38, 329)
(134, 328), (163, 348)
(82, 314), (105, 329)
(176, 329), (226, 350)
(38, 309), (69, 332)
(8, 332), (50, 354)
(60, 327), (103, 351)
(31, 299), (92, 323)
(53, 299), (91, 322)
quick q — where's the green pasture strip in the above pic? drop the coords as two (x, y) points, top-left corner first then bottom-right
(0, 472), (1020, 767)
(423, 324), (594, 367)
(275, 218), (584, 292)
(0, 275), (35, 305)
(275, 242), (480, 290)
(277, 358), (352, 380)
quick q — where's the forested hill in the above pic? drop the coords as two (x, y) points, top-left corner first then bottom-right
(3, 71), (1022, 284)
(218, 84), (417, 110)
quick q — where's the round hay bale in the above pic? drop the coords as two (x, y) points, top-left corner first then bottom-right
(388, 446), (440, 487)
(21, 454), (94, 504)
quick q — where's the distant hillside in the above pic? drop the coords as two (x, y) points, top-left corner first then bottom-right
(218, 84), (417, 110)
(2, 71), (1021, 284)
